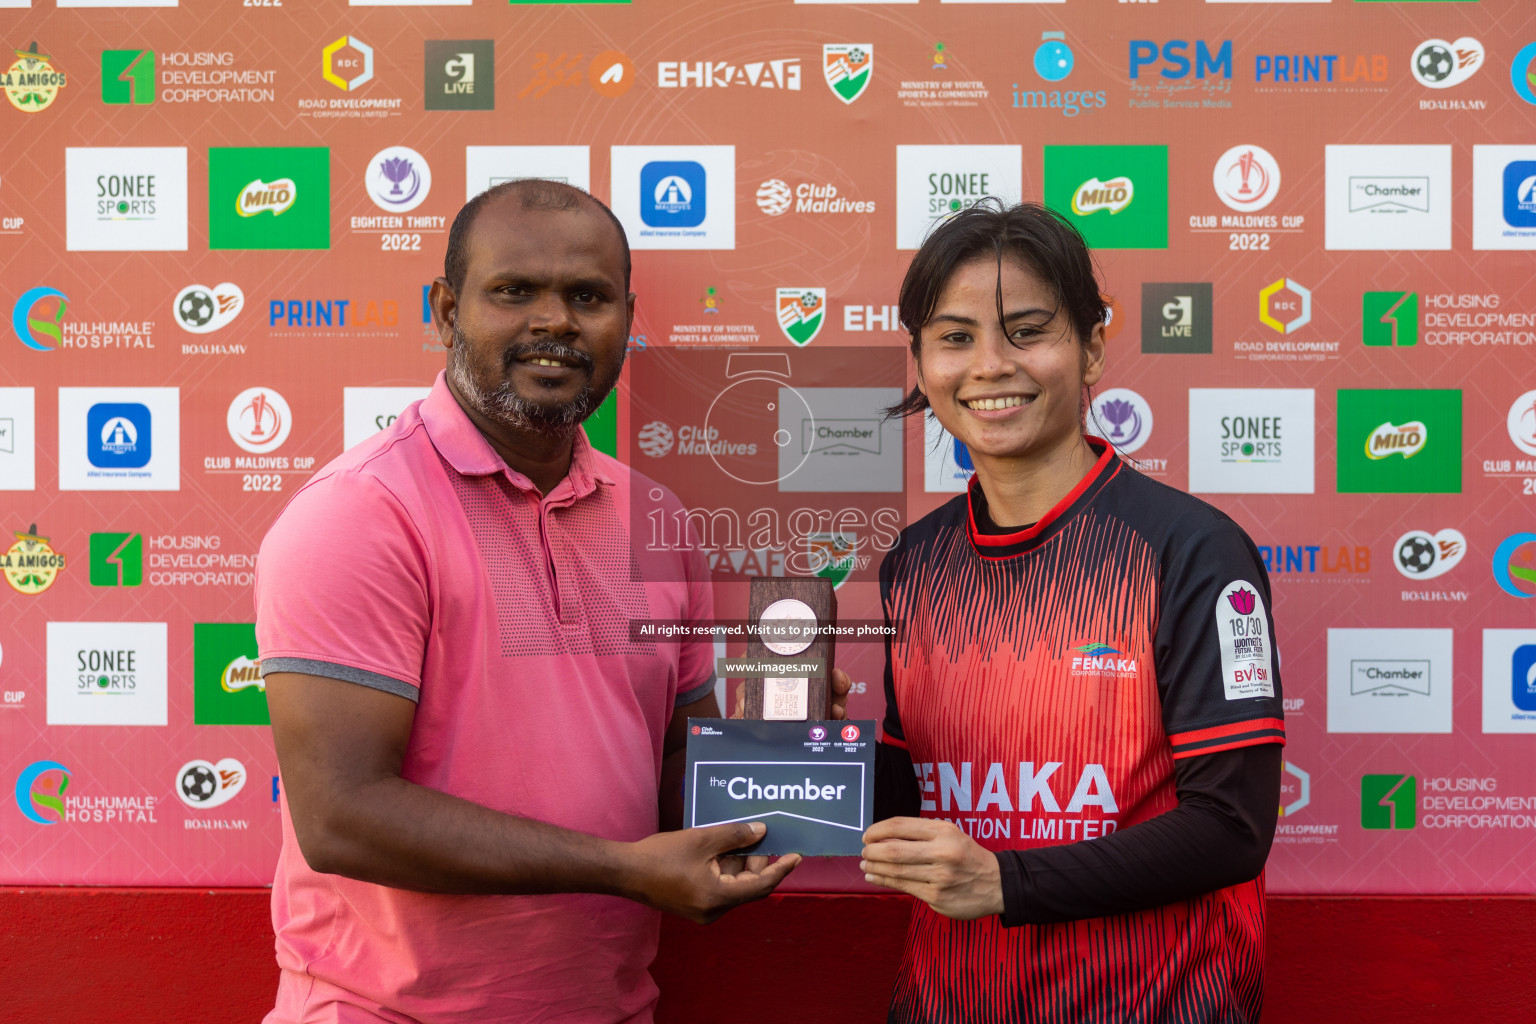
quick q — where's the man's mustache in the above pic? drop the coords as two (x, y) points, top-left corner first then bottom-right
(501, 341), (595, 374)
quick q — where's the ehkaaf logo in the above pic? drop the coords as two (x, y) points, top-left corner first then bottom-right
(659, 56), (800, 91)
(1068, 642), (1138, 677)
(12, 286), (67, 351)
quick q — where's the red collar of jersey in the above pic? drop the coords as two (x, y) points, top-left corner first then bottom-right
(966, 437), (1120, 555)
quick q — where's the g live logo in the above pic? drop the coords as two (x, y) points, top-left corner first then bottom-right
(1361, 774), (1416, 830)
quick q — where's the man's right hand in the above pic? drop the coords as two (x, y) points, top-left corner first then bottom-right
(625, 822), (801, 924)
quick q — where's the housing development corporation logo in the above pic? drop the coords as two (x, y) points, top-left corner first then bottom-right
(12, 286), (67, 351)
(823, 44), (872, 104)
(89, 531), (142, 586)
(1362, 291), (1418, 347)
(1361, 774), (1416, 830)
(3, 42), (66, 113)
(1044, 145), (1168, 249)
(101, 49), (154, 104)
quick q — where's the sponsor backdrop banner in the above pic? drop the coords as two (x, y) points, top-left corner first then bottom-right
(0, 0), (1534, 894)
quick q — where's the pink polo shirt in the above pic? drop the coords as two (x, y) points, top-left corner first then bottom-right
(255, 372), (715, 1024)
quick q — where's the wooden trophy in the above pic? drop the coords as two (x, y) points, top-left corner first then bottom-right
(741, 576), (837, 721)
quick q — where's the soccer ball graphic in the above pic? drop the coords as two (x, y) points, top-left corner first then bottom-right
(178, 289), (215, 328)
(756, 179), (792, 217)
(637, 420), (675, 458)
(1397, 535), (1437, 575)
(180, 764), (218, 804)
(1415, 44), (1454, 84)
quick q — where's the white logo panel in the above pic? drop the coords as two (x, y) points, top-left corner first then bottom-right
(57, 387), (180, 492)
(611, 145), (735, 251)
(343, 387), (430, 450)
(1483, 629), (1536, 735)
(1187, 388), (1314, 494)
(1325, 145), (1451, 251)
(65, 147), (188, 252)
(1472, 145), (1536, 251)
(46, 621), (169, 726)
(464, 146), (591, 201)
(923, 411), (974, 493)
(0, 387), (36, 491)
(895, 145), (1022, 250)
(1327, 628), (1453, 734)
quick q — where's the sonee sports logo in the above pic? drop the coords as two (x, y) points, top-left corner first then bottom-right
(1361, 774), (1416, 830)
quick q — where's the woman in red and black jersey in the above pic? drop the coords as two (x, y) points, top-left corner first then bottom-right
(862, 202), (1286, 1024)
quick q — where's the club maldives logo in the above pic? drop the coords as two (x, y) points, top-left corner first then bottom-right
(1394, 528), (1465, 580)
(3, 42), (66, 113)
(823, 44), (872, 104)
(14, 760), (70, 824)
(174, 282), (242, 334)
(226, 387), (291, 455)
(1072, 176), (1133, 216)
(1411, 37), (1482, 88)
(1492, 533), (1536, 598)
(3, 524), (65, 595)
(1213, 145), (1280, 212)
(365, 146), (431, 213)
(12, 286), (67, 351)
(175, 758), (245, 809)
(776, 288), (825, 346)
(1365, 420), (1427, 460)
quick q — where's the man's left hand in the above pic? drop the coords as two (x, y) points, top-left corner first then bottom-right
(730, 668), (854, 720)
(860, 817), (1004, 920)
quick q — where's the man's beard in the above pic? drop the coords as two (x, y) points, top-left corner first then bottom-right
(448, 326), (624, 438)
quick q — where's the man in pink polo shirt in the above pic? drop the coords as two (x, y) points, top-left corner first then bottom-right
(256, 181), (823, 1023)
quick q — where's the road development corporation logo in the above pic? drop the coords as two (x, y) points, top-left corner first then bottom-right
(14, 760), (70, 824)
(1394, 528), (1465, 580)
(1326, 145), (1452, 251)
(323, 36), (373, 92)
(1088, 388), (1153, 453)
(3, 524), (64, 594)
(776, 289), (826, 346)
(175, 758), (245, 809)
(226, 387), (291, 455)
(1411, 37), (1482, 88)
(425, 40), (493, 111)
(365, 146), (431, 213)
(1492, 533), (1536, 599)
(1329, 628), (1453, 733)
(1259, 278), (1311, 334)
(12, 286), (67, 351)
(1361, 774), (1416, 830)
(174, 283), (242, 334)
(3, 42), (66, 113)
(1044, 145), (1168, 250)
(823, 45), (872, 104)
(1336, 389), (1460, 494)
(1213, 145), (1280, 212)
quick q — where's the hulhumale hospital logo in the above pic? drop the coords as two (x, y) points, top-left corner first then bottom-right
(15, 760), (70, 824)
(1493, 533), (1536, 598)
(12, 286), (67, 351)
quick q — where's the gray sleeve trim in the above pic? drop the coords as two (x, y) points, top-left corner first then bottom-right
(260, 657), (421, 703)
(675, 675), (717, 708)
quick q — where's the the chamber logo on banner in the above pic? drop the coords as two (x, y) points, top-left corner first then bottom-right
(46, 621), (169, 727)
(194, 623), (268, 726)
(210, 147), (330, 250)
(1187, 388), (1314, 493)
(1482, 630), (1536, 733)
(1325, 145), (1452, 250)
(65, 147), (188, 252)
(1328, 628), (1453, 734)
(1045, 145), (1168, 249)
(0, 387), (35, 491)
(424, 40), (492, 110)
(1141, 282), (1212, 353)
(100, 49), (154, 104)
(776, 387), (904, 494)
(464, 145), (590, 199)
(612, 146), (735, 250)
(58, 387), (179, 491)
(1336, 389), (1461, 493)
(2, 41), (66, 112)
(894, 145), (1022, 249)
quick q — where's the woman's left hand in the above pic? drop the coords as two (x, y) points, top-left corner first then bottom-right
(860, 817), (1004, 920)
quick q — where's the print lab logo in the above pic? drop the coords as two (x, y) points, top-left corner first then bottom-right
(1213, 145), (1280, 212)
(175, 758), (245, 809)
(1393, 528), (1465, 580)
(3, 42), (66, 113)
(1361, 774), (1416, 830)
(173, 283), (242, 334)
(14, 760), (70, 825)
(424, 40), (493, 111)
(658, 57), (800, 91)
(364, 146), (431, 213)
(12, 286), (67, 351)
(823, 44), (871, 104)
(1141, 282), (1212, 353)
(1410, 37), (1482, 88)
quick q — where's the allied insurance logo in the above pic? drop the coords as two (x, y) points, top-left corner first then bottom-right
(3, 42), (66, 113)
(823, 44), (872, 104)
(3, 524), (65, 595)
(11, 286), (67, 351)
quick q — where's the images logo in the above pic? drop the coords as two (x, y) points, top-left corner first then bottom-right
(174, 282), (242, 334)
(1411, 37), (1482, 88)
(640, 160), (706, 228)
(1514, 42), (1536, 106)
(1394, 528), (1465, 580)
(87, 403), (151, 469)
(365, 146), (431, 213)
(3, 524), (64, 595)
(1088, 388), (1153, 453)
(322, 36), (373, 92)
(3, 42), (66, 113)
(89, 531), (142, 587)
(1362, 291), (1418, 347)
(823, 44), (872, 104)
(776, 288), (826, 347)
(176, 758), (245, 809)
(1260, 278), (1311, 334)
(1034, 31), (1072, 81)
(226, 387), (291, 455)
(1361, 774), (1416, 830)
(1336, 389), (1461, 494)
(14, 760), (70, 825)
(1492, 533), (1536, 598)
(1044, 145), (1168, 249)
(193, 623), (267, 725)
(425, 40), (493, 111)
(1508, 390), (1536, 456)
(101, 49), (153, 104)
(1213, 145), (1280, 212)
(12, 286), (67, 351)
(210, 148), (329, 251)
(1141, 282), (1212, 354)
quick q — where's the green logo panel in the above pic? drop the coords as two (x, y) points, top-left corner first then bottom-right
(1336, 389), (1461, 494)
(1361, 774), (1417, 830)
(101, 50), (155, 105)
(1362, 291), (1418, 347)
(1044, 145), (1168, 250)
(193, 622), (268, 725)
(208, 147), (330, 251)
(89, 532), (142, 586)
(584, 390), (618, 457)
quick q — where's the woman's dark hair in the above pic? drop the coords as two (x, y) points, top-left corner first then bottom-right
(888, 199), (1108, 418)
